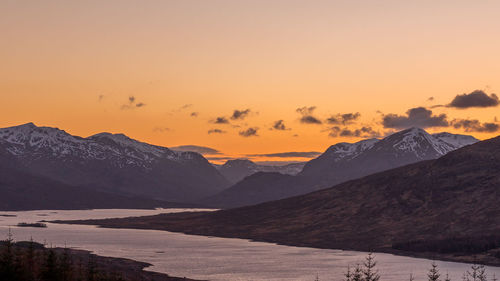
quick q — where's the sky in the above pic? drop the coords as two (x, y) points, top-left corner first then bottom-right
(1, 0), (500, 163)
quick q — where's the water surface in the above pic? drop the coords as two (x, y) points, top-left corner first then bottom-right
(0, 209), (497, 281)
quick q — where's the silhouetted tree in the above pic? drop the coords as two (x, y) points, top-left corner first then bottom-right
(59, 247), (73, 281)
(344, 265), (353, 281)
(0, 229), (16, 281)
(363, 253), (380, 281)
(428, 262), (441, 281)
(352, 264), (363, 281)
(87, 254), (98, 281)
(41, 249), (59, 281)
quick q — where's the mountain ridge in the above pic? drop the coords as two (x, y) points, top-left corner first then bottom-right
(0, 122), (230, 202)
(61, 134), (500, 265)
(205, 127), (478, 208)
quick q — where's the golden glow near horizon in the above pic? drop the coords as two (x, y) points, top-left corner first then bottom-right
(1, 1), (500, 163)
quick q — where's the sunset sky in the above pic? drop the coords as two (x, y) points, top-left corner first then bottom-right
(1, 0), (500, 163)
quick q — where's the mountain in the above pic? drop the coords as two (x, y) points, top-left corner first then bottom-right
(217, 159), (305, 184)
(0, 143), (192, 210)
(0, 123), (230, 202)
(204, 128), (478, 207)
(69, 135), (500, 265)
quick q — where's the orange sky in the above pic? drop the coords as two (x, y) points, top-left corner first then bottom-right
(1, 1), (499, 163)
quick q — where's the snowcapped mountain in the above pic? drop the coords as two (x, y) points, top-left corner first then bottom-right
(432, 132), (478, 149)
(206, 127), (479, 208)
(217, 159), (304, 184)
(317, 138), (379, 162)
(0, 123), (229, 202)
(301, 127), (477, 183)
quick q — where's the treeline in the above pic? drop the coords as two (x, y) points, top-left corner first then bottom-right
(392, 236), (500, 256)
(1, 232), (135, 281)
(315, 253), (498, 281)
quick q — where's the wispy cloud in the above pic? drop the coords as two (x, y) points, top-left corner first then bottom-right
(211, 117), (230, 124)
(231, 109), (251, 120)
(208, 129), (227, 134)
(170, 145), (221, 155)
(327, 112), (361, 125)
(153, 127), (170, 133)
(271, 120), (290, 130)
(246, 151), (321, 158)
(296, 106), (322, 124)
(121, 96), (146, 110)
(451, 119), (499, 133)
(239, 127), (259, 137)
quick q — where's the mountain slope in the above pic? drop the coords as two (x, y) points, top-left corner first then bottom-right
(0, 123), (229, 202)
(205, 128), (478, 207)
(0, 144), (191, 210)
(67, 135), (500, 262)
(217, 159), (304, 184)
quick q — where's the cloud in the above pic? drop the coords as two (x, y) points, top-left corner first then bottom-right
(239, 127), (259, 137)
(451, 119), (499, 133)
(328, 126), (341, 137)
(296, 106), (322, 124)
(190, 112), (199, 117)
(271, 120), (289, 130)
(246, 151), (321, 158)
(231, 109), (251, 120)
(153, 127), (170, 133)
(382, 107), (448, 129)
(448, 90), (499, 109)
(121, 96), (146, 110)
(208, 129), (226, 134)
(332, 126), (380, 138)
(170, 145), (221, 155)
(211, 117), (230, 124)
(327, 112), (361, 125)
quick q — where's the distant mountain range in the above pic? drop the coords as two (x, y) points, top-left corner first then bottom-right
(203, 128), (478, 208)
(0, 123), (229, 205)
(0, 142), (194, 210)
(216, 159), (304, 184)
(0, 123), (480, 211)
(73, 134), (500, 265)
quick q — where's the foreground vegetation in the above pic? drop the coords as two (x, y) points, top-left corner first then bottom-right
(316, 253), (499, 281)
(2, 231), (499, 281)
(0, 232), (195, 281)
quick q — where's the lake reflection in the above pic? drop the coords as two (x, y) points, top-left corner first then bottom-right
(0, 209), (498, 281)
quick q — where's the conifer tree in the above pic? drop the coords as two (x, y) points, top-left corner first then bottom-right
(59, 247), (73, 281)
(428, 262), (441, 281)
(0, 228), (15, 281)
(363, 253), (380, 281)
(41, 248), (59, 281)
(344, 265), (353, 281)
(352, 264), (364, 281)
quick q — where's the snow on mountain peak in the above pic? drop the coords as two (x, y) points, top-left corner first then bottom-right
(323, 138), (379, 161)
(0, 123), (186, 165)
(388, 127), (456, 157)
(89, 132), (168, 158)
(432, 132), (479, 149)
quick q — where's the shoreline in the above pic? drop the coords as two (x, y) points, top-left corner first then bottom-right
(54, 216), (500, 268)
(5, 241), (202, 281)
